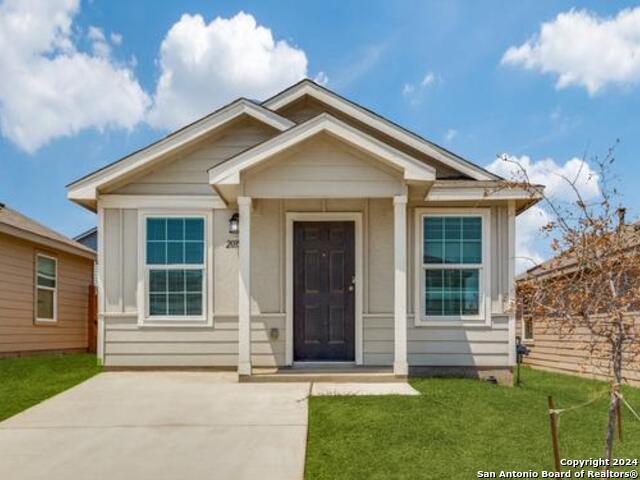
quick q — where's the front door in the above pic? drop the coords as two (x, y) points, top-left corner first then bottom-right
(293, 221), (355, 361)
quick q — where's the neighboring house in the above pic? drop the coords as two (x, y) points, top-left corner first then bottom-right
(0, 202), (96, 356)
(74, 227), (97, 251)
(67, 79), (540, 382)
(516, 234), (640, 385)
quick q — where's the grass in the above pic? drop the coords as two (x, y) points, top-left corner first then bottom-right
(305, 368), (640, 479)
(0, 353), (101, 422)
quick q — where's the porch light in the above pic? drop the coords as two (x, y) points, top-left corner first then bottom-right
(229, 213), (239, 234)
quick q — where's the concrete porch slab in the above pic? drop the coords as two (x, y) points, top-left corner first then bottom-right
(311, 382), (420, 396)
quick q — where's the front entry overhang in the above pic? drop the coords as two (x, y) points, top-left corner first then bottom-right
(208, 113), (435, 203)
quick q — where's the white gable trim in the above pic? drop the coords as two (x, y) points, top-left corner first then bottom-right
(208, 113), (436, 185)
(67, 99), (294, 202)
(263, 80), (498, 181)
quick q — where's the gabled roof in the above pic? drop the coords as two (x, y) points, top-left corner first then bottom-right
(0, 203), (95, 259)
(67, 99), (294, 208)
(74, 227), (97, 251)
(516, 221), (640, 282)
(208, 113), (436, 185)
(263, 79), (500, 181)
(67, 78), (504, 212)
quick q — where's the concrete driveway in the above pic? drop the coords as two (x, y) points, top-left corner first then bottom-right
(0, 372), (310, 480)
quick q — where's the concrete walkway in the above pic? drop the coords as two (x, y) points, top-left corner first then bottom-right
(0, 372), (310, 480)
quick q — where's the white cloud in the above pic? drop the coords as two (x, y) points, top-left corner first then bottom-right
(314, 71), (329, 86)
(514, 205), (552, 272)
(402, 70), (439, 105)
(110, 32), (122, 46)
(421, 72), (436, 87)
(502, 8), (640, 94)
(402, 83), (415, 96)
(486, 154), (601, 272)
(0, 0), (149, 152)
(87, 25), (110, 57)
(147, 11), (308, 130)
(444, 128), (457, 143)
(486, 154), (600, 201)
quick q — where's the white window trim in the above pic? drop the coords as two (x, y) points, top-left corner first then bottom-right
(35, 253), (58, 323)
(137, 210), (214, 327)
(522, 317), (534, 342)
(413, 207), (492, 327)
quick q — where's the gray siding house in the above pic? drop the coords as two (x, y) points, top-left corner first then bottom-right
(67, 79), (540, 382)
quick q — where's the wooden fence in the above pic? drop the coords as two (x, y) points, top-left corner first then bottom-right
(87, 284), (97, 354)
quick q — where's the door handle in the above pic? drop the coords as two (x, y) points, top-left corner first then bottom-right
(348, 275), (355, 292)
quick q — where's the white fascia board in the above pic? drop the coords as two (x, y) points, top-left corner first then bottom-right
(263, 81), (498, 181)
(425, 185), (542, 202)
(67, 100), (294, 202)
(209, 113), (435, 185)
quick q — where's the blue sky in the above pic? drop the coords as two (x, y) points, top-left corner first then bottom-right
(1, 0), (639, 269)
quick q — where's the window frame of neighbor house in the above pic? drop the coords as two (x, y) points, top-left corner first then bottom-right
(414, 208), (491, 327)
(35, 253), (58, 323)
(522, 316), (534, 342)
(139, 212), (211, 326)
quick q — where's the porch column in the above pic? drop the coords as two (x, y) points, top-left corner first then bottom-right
(238, 196), (252, 376)
(393, 195), (408, 376)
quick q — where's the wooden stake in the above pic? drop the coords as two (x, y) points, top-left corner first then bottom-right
(616, 388), (623, 443)
(548, 396), (561, 472)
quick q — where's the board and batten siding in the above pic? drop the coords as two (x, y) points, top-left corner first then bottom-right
(0, 232), (93, 355)
(101, 197), (512, 368)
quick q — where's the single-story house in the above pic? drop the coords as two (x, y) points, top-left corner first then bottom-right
(67, 79), (540, 382)
(516, 228), (640, 385)
(0, 202), (96, 356)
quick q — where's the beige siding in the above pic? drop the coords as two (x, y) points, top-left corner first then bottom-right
(276, 95), (465, 179)
(102, 196), (512, 368)
(104, 314), (284, 367)
(363, 314), (510, 366)
(0, 233), (93, 354)
(103, 209), (138, 314)
(98, 111), (513, 368)
(519, 319), (640, 385)
(243, 133), (403, 198)
(108, 117), (278, 195)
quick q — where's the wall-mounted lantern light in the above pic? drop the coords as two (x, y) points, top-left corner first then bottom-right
(229, 213), (239, 234)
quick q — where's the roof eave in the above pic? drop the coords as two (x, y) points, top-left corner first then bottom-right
(208, 112), (436, 186)
(66, 99), (294, 202)
(263, 79), (500, 181)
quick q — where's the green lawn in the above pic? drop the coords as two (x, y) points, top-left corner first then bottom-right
(0, 353), (101, 422)
(305, 368), (640, 479)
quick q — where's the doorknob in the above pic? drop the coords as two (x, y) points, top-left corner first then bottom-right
(348, 275), (355, 292)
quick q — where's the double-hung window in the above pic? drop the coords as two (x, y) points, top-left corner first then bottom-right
(36, 254), (57, 322)
(418, 210), (489, 324)
(144, 216), (206, 321)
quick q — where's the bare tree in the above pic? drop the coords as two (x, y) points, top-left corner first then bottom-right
(496, 146), (640, 463)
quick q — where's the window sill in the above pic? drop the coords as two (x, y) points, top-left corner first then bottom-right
(414, 318), (491, 328)
(138, 317), (213, 328)
(34, 318), (57, 326)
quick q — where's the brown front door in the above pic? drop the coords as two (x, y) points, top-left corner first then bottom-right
(294, 221), (355, 362)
